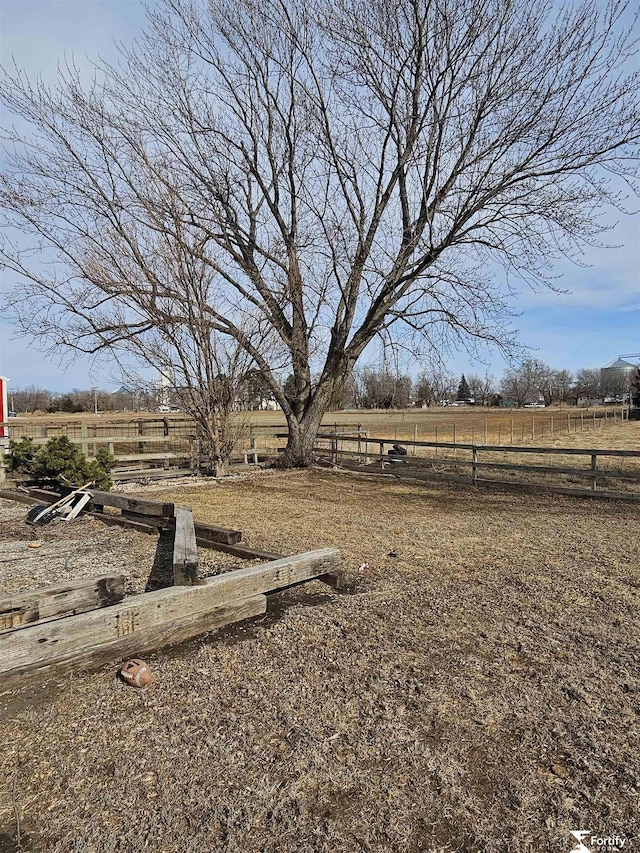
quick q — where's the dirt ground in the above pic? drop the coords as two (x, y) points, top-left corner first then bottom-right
(0, 469), (639, 852)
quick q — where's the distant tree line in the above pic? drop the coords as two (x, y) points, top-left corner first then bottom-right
(7, 361), (638, 415)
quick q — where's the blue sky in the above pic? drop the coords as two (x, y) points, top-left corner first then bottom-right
(0, 0), (638, 392)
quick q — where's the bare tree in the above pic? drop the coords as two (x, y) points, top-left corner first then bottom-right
(575, 368), (603, 402)
(551, 370), (574, 404)
(9, 385), (53, 414)
(501, 359), (551, 406)
(467, 374), (495, 407)
(357, 368), (412, 409)
(415, 367), (456, 406)
(1, 0), (638, 463)
(90, 211), (263, 475)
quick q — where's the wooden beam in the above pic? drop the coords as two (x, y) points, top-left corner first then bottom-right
(195, 539), (345, 588)
(0, 574), (126, 634)
(173, 505), (199, 585)
(196, 538), (282, 561)
(25, 489), (241, 542)
(193, 520), (242, 545)
(13, 487), (175, 518)
(88, 511), (160, 535)
(0, 548), (340, 681)
(0, 489), (38, 506)
(87, 490), (175, 517)
(121, 509), (173, 529)
(2, 595), (266, 684)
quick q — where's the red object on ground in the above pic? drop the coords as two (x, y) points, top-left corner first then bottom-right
(120, 659), (151, 688)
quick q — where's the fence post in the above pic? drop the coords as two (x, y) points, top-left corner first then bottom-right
(413, 424), (418, 455)
(591, 454), (597, 492)
(472, 447), (478, 484)
(379, 441), (385, 470)
(81, 422), (88, 457)
(531, 418), (535, 441)
(484, 420), (488, 445)
(550, 415), (554, 437)
(435, 426), (438, 456)
(331, 425), (338, 466)
(567, 413), (571, 434)
(251, 436), (258, 464)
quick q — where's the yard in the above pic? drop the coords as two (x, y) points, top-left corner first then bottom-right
(0, 439), (639, 851)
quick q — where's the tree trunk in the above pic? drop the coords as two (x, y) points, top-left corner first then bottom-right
(282, 387), (330, 467)
(195, 412), (230, 477)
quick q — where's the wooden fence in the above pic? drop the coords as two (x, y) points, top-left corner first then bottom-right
(0, 407), (633, 485)
(314, 432), (640, 501)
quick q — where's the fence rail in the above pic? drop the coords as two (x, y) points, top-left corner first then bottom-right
(313, 431), (640, 501)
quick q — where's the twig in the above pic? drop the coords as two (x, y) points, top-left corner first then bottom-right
(12, 769), (21, 849)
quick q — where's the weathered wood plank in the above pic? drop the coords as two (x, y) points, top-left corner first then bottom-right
(87, 490), (175, 517)
(0, 548), (340, 680)
(193, 520), (242, 545)
(17, 487), (176, 518)
(195, 539), (345, 587)
(0, 489), (39, 506)
(0, 574), (126, 634)
(2, 595), (267, 684)
(196, 538), (283, 561)
(85, 511), (160, 535)
(122, 512), (242, 543)
(173, 505), (199, 585)
(121, 509), (173, 529)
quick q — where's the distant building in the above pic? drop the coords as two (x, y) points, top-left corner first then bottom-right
(601, 358), (638, 400)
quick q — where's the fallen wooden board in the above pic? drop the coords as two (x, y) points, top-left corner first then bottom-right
(173, 505), (199, 585)
(120, 513), (243, 545)
(196, 538), (283, 561)
(0, 489), (38, 506)
(0, 488), (243, 544)
(195, 539), (345, 587)
(121, 509), (173, 529)
(193, 520), (242, 545)
(86, 489), (175, 517)
(20, 487), (176, 518)
(0, 574), (126, 634)
(0, 548), (340, 681)
(85, 511), (160, 535)
(2, 596), (266, 684)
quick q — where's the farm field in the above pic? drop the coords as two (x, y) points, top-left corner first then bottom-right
(1, 439), (639, 851)
(5, 404), (627, 448)
(319, 421), (640, 497)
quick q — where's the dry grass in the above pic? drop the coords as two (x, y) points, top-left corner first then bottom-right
(9, 404), (626, 445)
(1, 466), (639, 852)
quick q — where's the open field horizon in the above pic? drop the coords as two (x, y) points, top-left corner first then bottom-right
(4, 404), (630, 447)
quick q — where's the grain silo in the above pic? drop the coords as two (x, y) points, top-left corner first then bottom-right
(600, 357), (638, 399)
